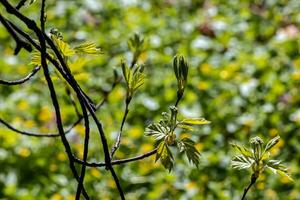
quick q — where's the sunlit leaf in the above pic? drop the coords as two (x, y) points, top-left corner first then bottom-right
(156, 141), (174, 172)
(121, 61), (145, 95)
(265, 135), (280, 152)
(266, 159), (293, 181)
(51, 35), (75, 56)
(231, 155), (254, 170)
(181, 118), (211, 125)
(177, 124), (194, 131)
(68, 58), (87, 72)
(131, 71), (145, 90)
(145, 123), (169, 141)
(177, 138), (200, 167)
(74, 42), (102, 54)
(230, 142), (253, 158)
(30, 50), (52, 66)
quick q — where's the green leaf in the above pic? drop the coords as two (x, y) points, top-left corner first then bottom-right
(231, 155), (254, 170)
(51, 35), (75, 57)
(145, 123), (169, 141)
(30, 50), (52, 66)
(74, 42), (102, 55)
(121, 61), (130, 86)
(265, 135), (280, 152)
(177, 124), (194, 131)
(178, 138), (200, 167)
(131, 70), (145, 90)
(230, 142), (253, 158)
(181, 118), (211, 125)
(128, 33), (144, 51)
(121, 62), (145, 95)
(266, 160), (293, 181)
(156, 141), (174, 172)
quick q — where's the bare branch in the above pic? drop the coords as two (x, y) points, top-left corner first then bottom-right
(16, 0), (27, 10)
(74, 148), (157, 167)
(0, 66), (40, 85)
(0, 14), (32, 54)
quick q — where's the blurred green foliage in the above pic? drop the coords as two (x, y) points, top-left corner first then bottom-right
(0, 0), (300, 199)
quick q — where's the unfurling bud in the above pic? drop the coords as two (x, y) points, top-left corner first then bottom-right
(250, 136), (264, 160)
(173, 55), (189, 100)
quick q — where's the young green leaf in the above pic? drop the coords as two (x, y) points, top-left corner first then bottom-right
(51, 34), (75, 57)
(131, 69), (145, 90)
(74, 42), (102, 55)
(266, 160), (293, 181)
(264, 135), (280, 152)
(177, 124), (194, 131)
(156, 141), (174, 172)
(181, 118), (211, 125)
(145, 123), (169, 141)
(121, 61), (145, 97)
(230, 143), (253, 158)
(231, 155), (254, 170)
(30, 50), (52, 66)
(178, 138), (200, 167)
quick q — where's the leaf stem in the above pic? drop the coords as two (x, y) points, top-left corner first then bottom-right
(111, 97), (131, 158)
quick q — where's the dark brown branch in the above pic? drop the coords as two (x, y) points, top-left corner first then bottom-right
(76, 103), (90, 199)
(0, 14), (32, 54)
(38, 0), (89, 198)
(65, 87), (82, 118)
(241, 173), (257, 200)
(0, 117), (60, 137)
(0, 66), (40, 85)
(16, 0), (27, 10)
(0, 86), (114, 138)
(1, 1), (124, 198)
(74, 148), (157, 167)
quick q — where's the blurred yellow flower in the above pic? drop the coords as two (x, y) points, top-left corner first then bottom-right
(57, 152), (67, 161)
(90, 168), (101, 178)
(17, 100), (29, 110)
(18, 147), (30, 157)
(51, 193), (62, 200)
(38, 106), (52, 122)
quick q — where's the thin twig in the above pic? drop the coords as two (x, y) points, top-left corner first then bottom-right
(0, 66), (40, 85)
(65, 87), (82, 118)
(0, 77), (118, 137)
(110, 97), (131, 158)
(74, 148), (157, 167)
(241, 173), (257, 200)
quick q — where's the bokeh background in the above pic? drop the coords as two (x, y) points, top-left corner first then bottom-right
(0, 0), (299, 199)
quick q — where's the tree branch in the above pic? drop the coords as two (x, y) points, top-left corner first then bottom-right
(0, 1), (125, 198)
(0, 13), (32, 54)
(241, 173), (257, 200)
(74, 148), (157, 167)
(16, 0), (27, 10)
(0, 66), (40, 85)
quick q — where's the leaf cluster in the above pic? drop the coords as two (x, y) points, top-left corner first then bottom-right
(231, 136), (292, 181)
(121, 61), (145, 99)
(128, 33), (145, 64)
(145, 106), (210, 171)
(30, 30), (102, 67)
